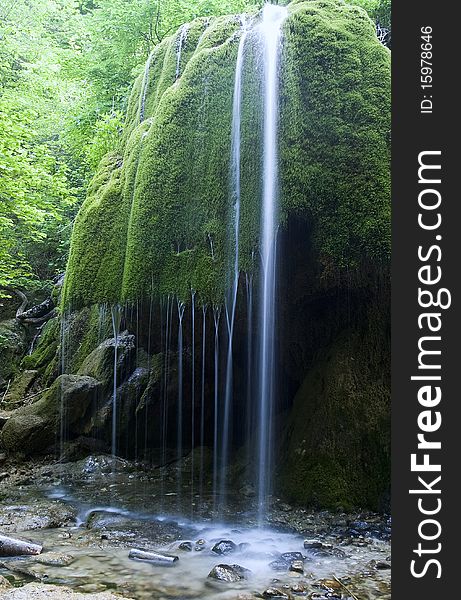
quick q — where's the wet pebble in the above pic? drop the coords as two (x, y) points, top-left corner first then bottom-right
(262, 588), (292, 599)
(289, 560), (304, 574)
(211, 539), (237, 555)
(178, 541), (193, 552)
(207, 563), (251, 582)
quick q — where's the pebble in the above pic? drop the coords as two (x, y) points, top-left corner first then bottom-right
(211, 539), (237, 555)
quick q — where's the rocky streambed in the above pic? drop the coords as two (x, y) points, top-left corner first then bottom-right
(0, 456), (390, 599)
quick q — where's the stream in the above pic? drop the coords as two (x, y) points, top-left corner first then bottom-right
(0, 456), (391, 599)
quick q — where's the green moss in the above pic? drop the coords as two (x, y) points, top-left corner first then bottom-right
(63, 1), (390, 309)
(278, 302), (390, 510)
(22, 317), (59, 378)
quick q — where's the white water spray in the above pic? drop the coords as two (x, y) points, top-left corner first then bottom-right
(221, 21), (248, 505)
(256, 2), (287, 520)
(175, 25), (189, 80)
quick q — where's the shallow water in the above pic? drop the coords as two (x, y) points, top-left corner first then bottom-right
(0, 459), (391, 599)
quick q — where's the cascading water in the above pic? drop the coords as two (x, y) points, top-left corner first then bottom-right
(139, 51), (154, 122)
(190, 290), (196, 507)
(220, 20), (248, 506)
(256, 3), (287, 520)
(199, 305), (207, 498)
(176, 300), (185, 500)
(111, 306), (122, 459)
(212, 306), (221, 510)
(175, 24), (189, 80)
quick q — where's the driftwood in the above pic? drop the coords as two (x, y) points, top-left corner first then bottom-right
(0, 534), (43, 557)
(332, 575), (360, 600)
(129, 548), (179, 565)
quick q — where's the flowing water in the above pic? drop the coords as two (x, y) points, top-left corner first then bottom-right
(220, 20), (248, 509)
(256, 3), (287, 520)
(175, 24), (189, 80)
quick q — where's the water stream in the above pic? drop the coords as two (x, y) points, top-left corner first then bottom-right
(256, 3), (287, 520)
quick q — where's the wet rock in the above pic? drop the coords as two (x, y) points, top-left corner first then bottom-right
(178, 541), (193, 551)
(78, 332), (135, 394)
(35, 552), (74, 566)
(2, 370), (39, 406)
(207, 563), (251, 582)
(368, 559), (391, 570)
(303, 540), (323, 549)
(314, 579), (342, 592)
(0, 583), (132, 599)
(269, 559), (291, 572)
(262, 588), (292, 599)
(0, 319), (27, 385)
(211, 539), (237, 555)
(0, 534), (42, 557)
(289, 560), (304, 574)
(290, 583), (307, 595)
(0, 501), (76, 533)
(281, 552), (305, 563)
(0, 375), (100, 454)
(0, 575), (12, 591)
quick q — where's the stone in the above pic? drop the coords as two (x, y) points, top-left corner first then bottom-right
(207, 563), (251, 582)
(0, 575), (12, 591)
(289, 560), (304, 574)
(0, 583), (132, 599)
(303, 540), (323, 549)
(0, 319), (27, 384)
(0, 375), (100, 454)
(211, 539), (237, 555)
(262, 588), (292, 599)
(2, 370), (38, 405)
(269, 559), (291, 572)
(281, 552), (305, 563)
(35, 552), (75, 567)
(78, 332), (135, 393)
(178, 541), (193, 551)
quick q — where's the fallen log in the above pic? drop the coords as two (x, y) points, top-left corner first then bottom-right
(0, 535), (43, 557)
(128, 548), (178, 566)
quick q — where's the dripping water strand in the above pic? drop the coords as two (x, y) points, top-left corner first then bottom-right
(175, 24), (189, 80)
(256, 3), (287, 523)
(176, 300), (186, 503)
(199, 304), (207, 499)
(212, 305), (221, 513)
(190, 290), (196, 514)
(111, 305), (122, 461)
(220, 22), (248, 509)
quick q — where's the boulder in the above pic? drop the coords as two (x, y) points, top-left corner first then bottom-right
(78, 332), (135, 393)
(0, 319), (27, 386)
(208, 564), (251, 582)
(0, 375), (100, 454)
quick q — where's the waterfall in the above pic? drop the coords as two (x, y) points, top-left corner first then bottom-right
(176, 300), (185, 499)
(190, 290), (196, 508)
(175, 24), (189, 80)
(212, 306), (221, 510)
(111, 305), (122, 459)
(221, 22), (247, 506)
(139, 51), (154, 122)
(256, 3), (287, 520)
(199, 305), (207, 498)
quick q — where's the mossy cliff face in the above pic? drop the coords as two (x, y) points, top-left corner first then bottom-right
(63, 0), (390, 308)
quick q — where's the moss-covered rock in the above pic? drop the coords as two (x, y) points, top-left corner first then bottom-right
(277, 318), (390, 510)
(0, 375), (100, 454)
(62, 0), (390, 308)
(77, 331), (136, 395)
(0, 319), (27, 387)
